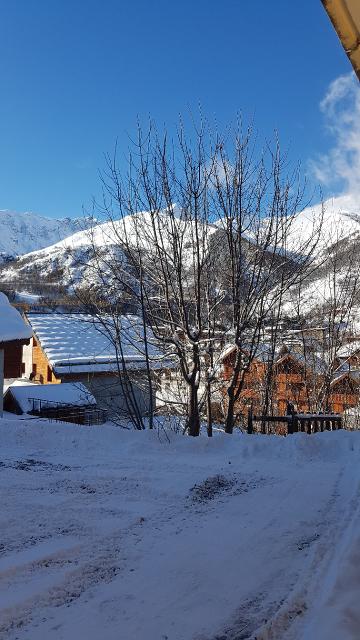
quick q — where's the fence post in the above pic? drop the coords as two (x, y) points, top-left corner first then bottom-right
(287, 412), (295, 435)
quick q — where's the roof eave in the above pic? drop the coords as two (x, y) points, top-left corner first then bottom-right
(322, 0), (360, 81)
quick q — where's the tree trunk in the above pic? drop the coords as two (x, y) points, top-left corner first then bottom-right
(188, 383), (201, 437)
(206, 382), (213, 437)
(225, 389), (235, 434)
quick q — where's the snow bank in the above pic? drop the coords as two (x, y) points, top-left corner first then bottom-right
(0, 419), (359, 640)
(1, 417), (359, 465)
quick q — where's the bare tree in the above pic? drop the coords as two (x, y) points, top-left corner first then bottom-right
(75, 119), (322, 436)
(209, 133), (322, 433)
(290, 226), (360, 412)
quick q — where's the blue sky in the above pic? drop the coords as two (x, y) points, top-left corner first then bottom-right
(0, 0), (354, 218)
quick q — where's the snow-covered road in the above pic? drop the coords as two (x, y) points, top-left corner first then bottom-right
(0, 418), (359, 640)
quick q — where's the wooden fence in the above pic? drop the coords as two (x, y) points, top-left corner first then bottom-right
(247, 408), (342, 435)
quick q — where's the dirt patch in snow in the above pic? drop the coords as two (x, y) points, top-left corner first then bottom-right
(0, 459), (71, 472)
(189, 474), (235, 503)
(189, 473), (267, 505)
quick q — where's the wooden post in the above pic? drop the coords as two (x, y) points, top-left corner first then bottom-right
(286, 402), (294, 435)
(247, 406), (253, 435)
(293, 414), (298, 433)
(288, 412), (295, 435)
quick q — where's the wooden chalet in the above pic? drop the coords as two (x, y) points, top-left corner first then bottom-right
(329, 372), (359, 413)
(335, 342), (360, 369)
(0, 292), (32, 416)
(221, 345), (266, 416)
(221, 343), (359, 422)
(25, 312), (167, 418)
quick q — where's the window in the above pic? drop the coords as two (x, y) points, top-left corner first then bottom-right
(21, 362), (25, 374)
(32, 363), (37, 375)
(47, 366), (52, 382)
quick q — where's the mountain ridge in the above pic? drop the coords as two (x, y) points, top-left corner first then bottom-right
(1, 198), (360, 322)
(0, 209), (92, 259)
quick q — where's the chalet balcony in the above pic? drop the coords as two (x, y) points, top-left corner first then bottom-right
(276, 373), (303, 384)
(329, 393), (357, 406)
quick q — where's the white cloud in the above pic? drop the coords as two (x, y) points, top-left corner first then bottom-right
(310, 73), (360, 203)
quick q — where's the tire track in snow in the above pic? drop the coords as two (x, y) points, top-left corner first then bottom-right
(204, 465), (351, 640)
(0, 469), (270, 638)
(247, 463), (360, 640)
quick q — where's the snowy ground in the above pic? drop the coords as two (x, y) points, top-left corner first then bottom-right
(0, 417), (360, 640)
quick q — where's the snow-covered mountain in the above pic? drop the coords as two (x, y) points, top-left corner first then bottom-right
(0, 210), (92, 259)
(2, 197), (360, 322)
(0, 209), (218, 288)
(280, 194), (360, 321)
(288, 193), (360, 251)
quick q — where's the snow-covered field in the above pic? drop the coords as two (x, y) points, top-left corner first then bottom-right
(0, 417), (360, 640)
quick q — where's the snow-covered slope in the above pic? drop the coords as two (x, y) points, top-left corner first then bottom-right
(0, 209), (218, 288)
(20, 208), (218, 257)
(0, 210), (91, 259)
(289, 193), (360, 251)
(2, 198), (360, 318)
(281, 194), (360, 321)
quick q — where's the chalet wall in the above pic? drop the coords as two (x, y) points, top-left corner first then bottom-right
(329, 379), (358, 413)
(22, 338), (33, 378)
(30, 333), (154, 418)
(31, 338), (60, 385)
(61, 372), (153, 418)
(3, 342), (24, 378)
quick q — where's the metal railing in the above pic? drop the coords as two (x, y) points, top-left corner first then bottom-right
(28, 397), (107, 426)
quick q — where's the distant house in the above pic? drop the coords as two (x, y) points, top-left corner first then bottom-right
(25, 313), (167, 418)
(0, 292), (32, 416)
(220, 344), (312, 417)
(3, 381), (103, 425)
(335, 341), (360, 370)
(220, 343), (358, 419)
(221, 344), (268, 416)
(329, 372), (359, 413)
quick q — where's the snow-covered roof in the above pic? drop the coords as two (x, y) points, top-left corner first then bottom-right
(337, 341), (360, 359)
(219, 341), (327, 373)
(330, 371), (359, 388)
(219, 342), (275, 364)
(275, 348), (328, 374)
(5, 381), (96, 414)
(26, 313), (167, 375)
(0, 292), (32, 343)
